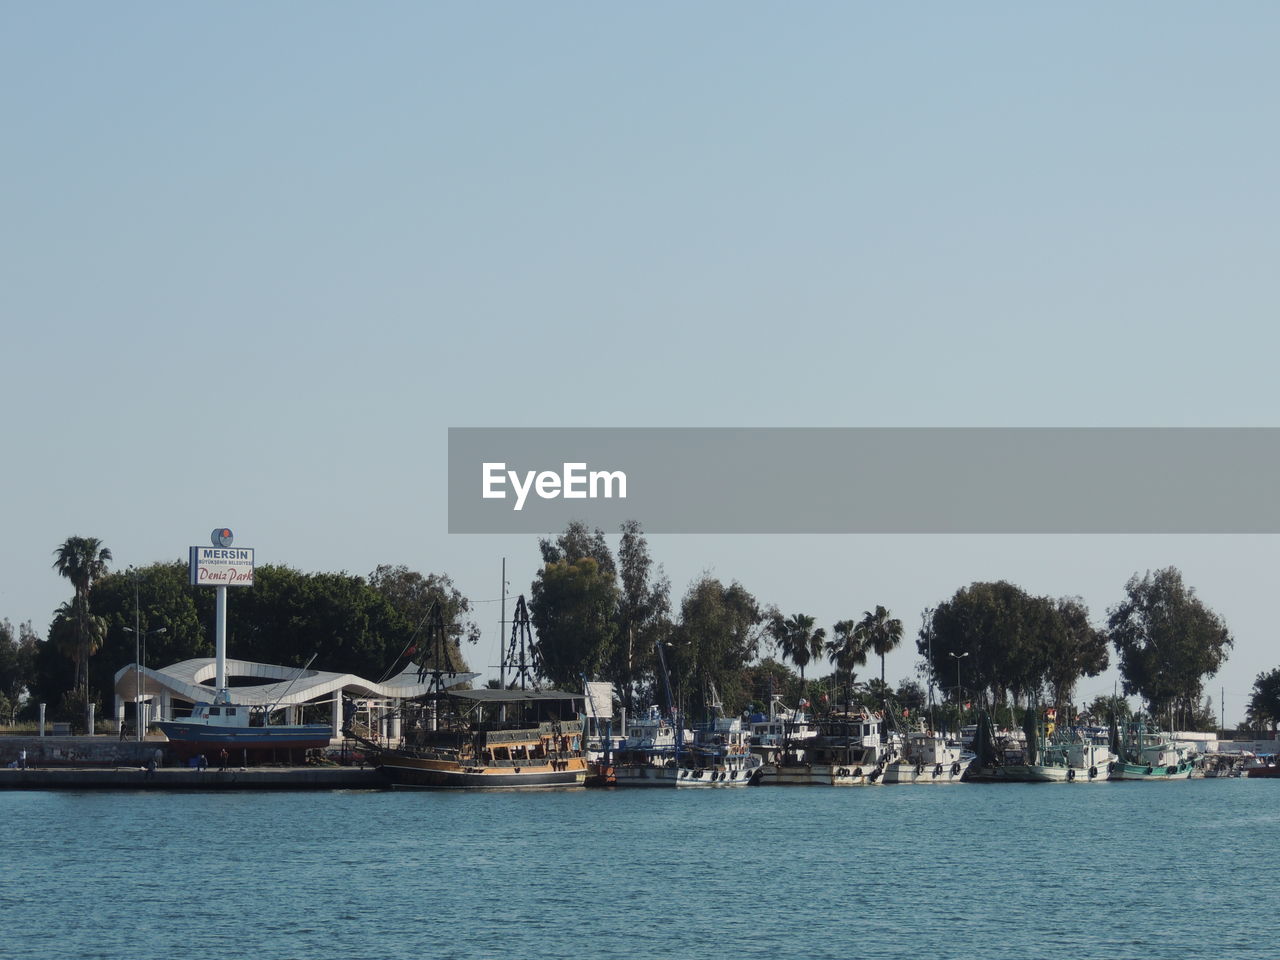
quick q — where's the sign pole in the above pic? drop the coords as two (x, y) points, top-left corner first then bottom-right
(215, 584), (227, 694)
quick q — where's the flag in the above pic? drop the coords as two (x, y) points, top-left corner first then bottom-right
(799, 699), (809, 707)
(902, 708), (909, 717)
(964, 701), (972, 710)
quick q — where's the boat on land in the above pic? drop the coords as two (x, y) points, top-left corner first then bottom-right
(1108, 720), (1196, 781)
(767, 706), (890, 786)
(155, 690), (332, 762)
(372, 687), (589, 789)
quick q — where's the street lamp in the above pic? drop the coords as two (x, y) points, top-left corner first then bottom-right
(950, 651), (970, 726)
(125, 566), (167, 742)
(124, 625), (166, 738)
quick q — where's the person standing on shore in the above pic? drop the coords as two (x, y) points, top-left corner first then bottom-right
(18, 748), (27, 770)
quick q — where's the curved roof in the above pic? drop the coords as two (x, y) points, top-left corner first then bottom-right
(113, 657), (478, 707)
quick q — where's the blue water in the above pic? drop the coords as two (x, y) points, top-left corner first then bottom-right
(1, 780), (1275, 959)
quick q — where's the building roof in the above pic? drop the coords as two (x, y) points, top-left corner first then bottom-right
(113, 657), (478, 708)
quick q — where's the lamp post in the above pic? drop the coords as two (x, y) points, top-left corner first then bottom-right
(124, 567), (167, 742)
(950, 651), (970, 727)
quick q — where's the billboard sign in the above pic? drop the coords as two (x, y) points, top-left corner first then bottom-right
(189, 546), (255, 587)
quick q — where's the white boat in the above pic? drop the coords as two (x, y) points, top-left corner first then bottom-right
(767, 707), (890, 786)
(611, 711), (761, 787)
(880, 729), (971, 784)
(746, 695), (816, 768)
(1061, 728), (1116, 782)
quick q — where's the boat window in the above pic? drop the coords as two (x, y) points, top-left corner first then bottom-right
(209, 707), (221, 716)
(227, 708), (236, 716)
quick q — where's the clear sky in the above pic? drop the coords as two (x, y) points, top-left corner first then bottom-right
(3, 4), (1277, 724)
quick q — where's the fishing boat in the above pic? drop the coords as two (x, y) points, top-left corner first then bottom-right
(767, 706), (890, 786)
(963, 712), (1030, 782)
(608, 706), (686, 787)
(1108, 719), (1197, 781)
(880, 728), (971, 784)
(154, 688), (332, 762)
(610, 708), (762, 787)
(746, 695), (817, 769)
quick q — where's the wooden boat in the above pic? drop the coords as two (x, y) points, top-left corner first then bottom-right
(374, 688), (589, 789)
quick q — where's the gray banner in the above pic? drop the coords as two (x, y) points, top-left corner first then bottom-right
(448, 428), (1280, 534)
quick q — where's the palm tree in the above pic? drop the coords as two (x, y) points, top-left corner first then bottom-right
(49, 598), (107, 696)
(772, 613), (827, 686)
(854, 605), (903, 713)
(830, 619), (869, 691)
(52, 536), (112, 697)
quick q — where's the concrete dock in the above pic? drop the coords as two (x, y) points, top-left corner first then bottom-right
(0, 765), (386, 790)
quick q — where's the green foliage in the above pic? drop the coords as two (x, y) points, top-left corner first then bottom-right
(668, 576), (766, 718)
(919, 582), (1108, 710)
(769, 612), (827, 682)
(1246, 667), (1280, 734)
(1107, 567), (1232, 718)
(829, 619), (868, 686)
(607, 521), (671, 712)
(367, 565), (477, 673)
(529, 557), (618, 690)
(854, 606), (903, 709)
(0, 619), (37, 709)
(51, 535), (112, 696)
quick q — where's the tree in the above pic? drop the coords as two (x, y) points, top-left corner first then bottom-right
(920, 582), (1096, 710)
(668, 576), (766, 718)
(854, 605), (903, 712)
(830, 619), (869, 688)
(1108, 568), (1232, 719)
(770, 613), (827, 684)
(1247, 668), (1280, 735)
(529, 557), (618, 690)
(368, 565), (478, 673)
(608, 521), (671, 714)
(538, 520), (616, 576)
(1045, 597), (1109, 710)
(0, 620), (37, 720)
(51, 535), (112, 697)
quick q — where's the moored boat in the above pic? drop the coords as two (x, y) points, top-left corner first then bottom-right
(766, 706), (889, 786)
(1108, 720), (1196, 781)
(880, 729), (971, 784)
(374, 688), (589, 789)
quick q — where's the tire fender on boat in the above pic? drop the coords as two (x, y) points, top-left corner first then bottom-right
(1067, 768), (1076, 782)
(914, 762), (924, 777)
(951, 761), (961, 777)
(1088, 766), (1097, 780)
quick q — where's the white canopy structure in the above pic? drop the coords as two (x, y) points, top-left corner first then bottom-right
(113, 657), (477, 708)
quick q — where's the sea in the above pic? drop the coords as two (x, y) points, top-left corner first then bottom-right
(1, 779), (1275, 960)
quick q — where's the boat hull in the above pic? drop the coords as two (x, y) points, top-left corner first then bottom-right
(613, 757), (760, 787)
(765, 762), (881, 786)
(881, 757), (970, 784)
(1108, 759), (1196, 781)
(155, 721), (332, 760)
(379, 754), (588, 789)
